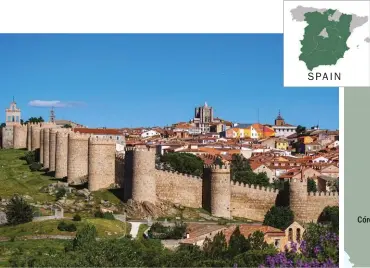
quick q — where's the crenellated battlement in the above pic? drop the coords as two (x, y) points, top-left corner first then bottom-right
(125, 146), (155, 152)
(15, 124), (28, 129)
(205, 164), (231, 172)
(40, 122), (56, 128)
(290, 178), (308, 183)
(308, 191), (339, 197)
(28, 122), (42, 127)
(89, 136), (116, 145)
(155, 169), (202, 180)
(231, 180), (278, 193)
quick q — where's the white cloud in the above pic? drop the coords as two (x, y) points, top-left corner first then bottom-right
(28, 100), (85, 108)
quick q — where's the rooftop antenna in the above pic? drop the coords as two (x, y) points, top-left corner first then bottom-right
(12, 96), (15, 103)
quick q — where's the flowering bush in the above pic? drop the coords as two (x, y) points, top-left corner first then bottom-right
(260, 224), (339, 267)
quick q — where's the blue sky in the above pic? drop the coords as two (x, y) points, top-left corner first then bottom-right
(0, 34), (339, 129)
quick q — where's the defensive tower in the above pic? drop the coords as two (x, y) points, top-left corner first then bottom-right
(208, 164), (231, 219)
(13, 124), (27, 149)
(289, 174), (308, 223)
(129, 145), (157, 204)
(88, 137), (116, 191)
(43, 128), (51, 169)
(55, 130), (70, 179)
(48, 128), (58, 172)
(31, 123), (41, 152)
(67, 132), (90, 185)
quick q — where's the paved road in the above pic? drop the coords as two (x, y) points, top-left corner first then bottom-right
(129, 221), (142, 238)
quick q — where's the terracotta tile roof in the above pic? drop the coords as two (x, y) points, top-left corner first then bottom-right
(223, 224), (285, 243)
(180, 224), (228, 244)
(73, 128), (123, 135)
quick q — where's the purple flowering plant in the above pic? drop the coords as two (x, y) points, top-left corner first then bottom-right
(259, 224), (339, 267)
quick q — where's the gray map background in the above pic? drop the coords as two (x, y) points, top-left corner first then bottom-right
(344, 87), (370, 267)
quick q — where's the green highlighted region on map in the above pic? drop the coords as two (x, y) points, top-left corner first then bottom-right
(291, 6), (368, 71)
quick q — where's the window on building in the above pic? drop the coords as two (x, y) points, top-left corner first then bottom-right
(7, 116), (11, 122)
(288, 228), (293, 241)
(296, 228), (301, 242)
(274, 239), (280, 248)
(117, 136), (120, 140)
(16, 116), (19, 122)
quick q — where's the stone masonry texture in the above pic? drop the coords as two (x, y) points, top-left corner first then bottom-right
(210, 165), (231, 219)
(154, 170), (202, 208)
(48, 129), (58, 172)
(88, 138), (116, 191)
(1, 127), (13, 149)
(27, 124), (31, 151)
(31, 125), (41, 151)
(231, 182), (279, 221)
(67, 133), (89, 184)
(13, 125), (27, 149)
(130, 146), (157, 204)
(55, 131), (69, 179)
(40, 130), (44, 164)
(43, 128), (50, 169)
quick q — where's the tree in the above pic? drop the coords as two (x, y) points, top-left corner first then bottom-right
(24, 116), (44, 124)
(296, 125), (306, 136)
(318, 206), (339, 233)
(263, 206), (294, 230)
(228, 226), (250, 257)
(71, 224), (97, 250)
(247, 231), (270, 250)
(213, 156), (223, 166)
(0, 123), (5, 128)
(160, 152), (203, 176)
(5, 195), (34, 225)
(203, 232), (228, 259)
(63, 124), (72, 128)
(230, 154), (271, 187)
(307, 178), (317, 192)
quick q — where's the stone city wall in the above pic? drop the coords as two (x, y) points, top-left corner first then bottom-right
(230, 182), (279, 222)
(154, 169), (202, 208)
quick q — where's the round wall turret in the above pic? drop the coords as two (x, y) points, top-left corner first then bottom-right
(43, 128), (50, 169)
(289, 175), (308, 223)
(48, 128), (58, 172)
(27, 124), (31, 151)
(40, 130), (44, 164)
(67, 132), (89, 185)
(13, 124), (27, 149)
(129, 145), (157, 204)
(31, 124), (41, 151)
(209, 164), (231, 219)
(55, 131), (70, 179)
(88, 137), (116, 192)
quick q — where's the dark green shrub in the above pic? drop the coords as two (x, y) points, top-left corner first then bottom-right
(103, 212), (115, 220)
(263, 206), (294, 230)
(94, 211), (104, 218)
(66, 223), (77, 232)
(58, 221), (77, 232)
(94, 211), (114, 220)
(57, 221), (69, 231)
(55, 188), (67, 200)
(29, 162), (42, 171)
(73, 214), (82, 221)
(24, 151), (35, 165)
(5, 195), (34, 225)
